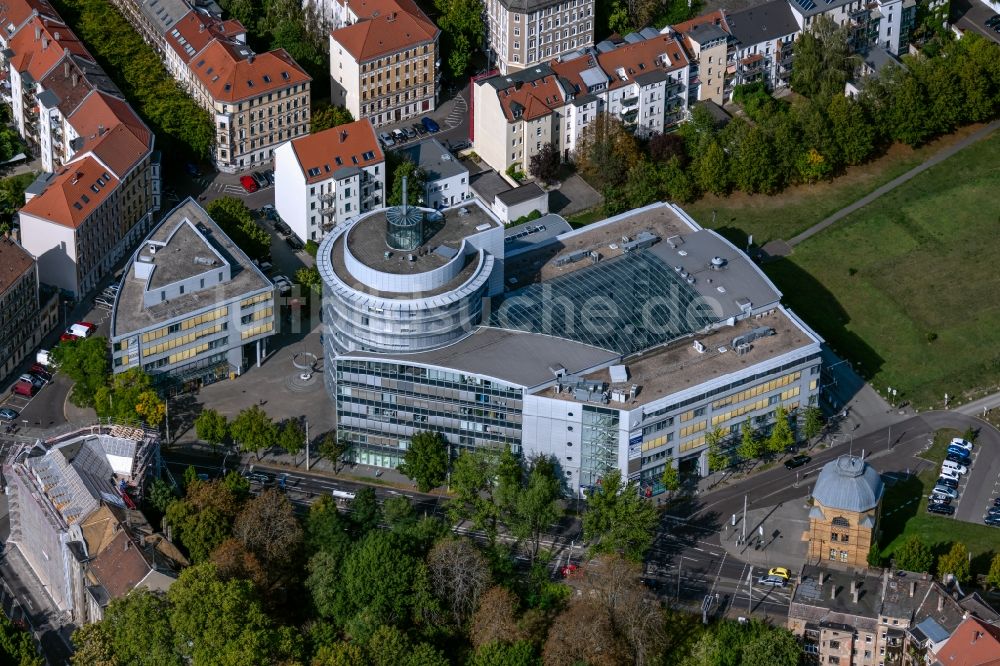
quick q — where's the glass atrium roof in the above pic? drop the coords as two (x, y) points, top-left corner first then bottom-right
(491, 250), (719, 355)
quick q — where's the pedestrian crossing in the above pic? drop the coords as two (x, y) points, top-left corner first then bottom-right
(444, 93), (467, 130)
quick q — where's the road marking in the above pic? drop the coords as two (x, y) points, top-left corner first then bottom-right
(693, 547), (705, 552)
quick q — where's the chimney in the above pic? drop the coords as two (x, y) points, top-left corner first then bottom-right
(71, 72), (78, 87)
(64, 60), (69, 78)
(248, 54), (255, 63)
(340, 130), (347, 143)
(199, 22), (205, 32)
(937, 594), (944, 612)
(42, 35), (48, 50)
(98, 123), (105, 136)
(34, 25), (40, 40)
(909, 581), (917, 597)
(53, 31), (60, 40)
(830, 584), (837, 600)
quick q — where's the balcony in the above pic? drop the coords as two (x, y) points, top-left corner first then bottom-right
(621, 95), (639, 108)
(320, 192), (335, 203)
(320, 205), (337, 215)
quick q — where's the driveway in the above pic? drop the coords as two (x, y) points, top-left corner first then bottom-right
(548, 172), (603, 216)
(950, 430), (1000, 524)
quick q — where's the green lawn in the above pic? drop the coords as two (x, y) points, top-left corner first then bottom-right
(683, 125), (990, 246)
(762, 132), (1000, 408)
(879, 430), (999, 577)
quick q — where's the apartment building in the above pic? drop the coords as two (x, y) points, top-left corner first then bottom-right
(185, 41), (311, 172)
(726, 0), (800, 93)
(473, 32), (689, 174)
(0, 0), (160, 298)
(484, 0), (595, 74)
(788, 566), (1000, 666)
(329, 0), (439, 127)
(0, 239), (40, 381)
(273, 118), (385, 243)
(109, 0), (211, 53)
(668, 11), (731, 106)
(399, 138), (470, 210)
(163, 9), (247, 92)
(110, 198), (275, 390)
(787, 0), (915, 56)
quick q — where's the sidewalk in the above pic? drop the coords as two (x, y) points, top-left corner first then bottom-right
(717, 501), (811, 569)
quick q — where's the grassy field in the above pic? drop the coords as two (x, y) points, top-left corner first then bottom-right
(761, 131), (1000, 409)
(684, 123), (993, 246)
(879, 430), (998, 577)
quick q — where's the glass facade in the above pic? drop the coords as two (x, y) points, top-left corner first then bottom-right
(491, 250), (719, 355)
(334, 359), (524, 467)
(581, 405), (619, 491)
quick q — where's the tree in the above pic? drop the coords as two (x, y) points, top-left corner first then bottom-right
(767, 405), (795, 455)
(884, 67), (932, 147)
(230, 405), (278, 458)
(165, 478), (244, 562)
(387, 157), (428, 207)
(434, 0), (484, 80)
(738, 420), (762, 461)
(692, 139), (729, 196)
(803, 407), (824, 441)
(233, 488), (303, 572)
(206, 197), (271, 261)
(295, 264), (322, 294)
(399, 431), (449, 492)
(336, 531), (424, 626)
(0, 613), (43, 666)
(311, 103), (354, 133)
(937, 542), (971, 584)
(470, 586), (526, 649)
(508, 457), (563, 563)
(383, 495), (417, 532)
(94, 367), (163, 426)
(319, 432), (351, 473)
(658, 156), (697, 203)
(278, 418), (306, 457)
(365, 624), (449, 666)
(661, 464), (680, 496)
(427, 537), (492, 625)
(468, 640), (537, 666)
(70, 590), (177, 666)
(790, 15), (856, 104)
(168, 563), (302, 665)
(706, 427), (729, 472)
(52, 336), (109, 408)
(740, 627), (802, 666)
(827, 94), (876, 167)
(574, 113), (640, 188)
(528, 142), (560, 185)
(986, 553), (1000, 589)
(448, 448), (504, 542)
(893, 535), (934, 573)
(727, 122), (778, 194)
(350, 487), (383, 537)
(134, 390), (166, 427)
(195, 408), (229, 447)
(147, 477), (177, 514)
(0, 173), (38, 232)
(647, 132), (687, 165)
(542, 598), (628, 666)
(583, 469), (658, 561)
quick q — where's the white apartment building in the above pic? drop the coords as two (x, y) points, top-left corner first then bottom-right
(725, 0), (800, 92)
(484, 0), (596, 74)
(273, 119), (385, 243)
(399, 138), (470, 210)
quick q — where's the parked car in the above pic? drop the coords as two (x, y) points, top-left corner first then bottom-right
(256, 261), (273, 273)
(378, 131), (395, 147)
(992, 497), (1000, 507)
(941, 460), (968, 475)
(63, 322), (96, 339)
(13, 380), (36, 397)
(931, 485), (958, 499)
(945, 451), (971, 465)
(36, 350), (54, 367)
(986, 506), (1000, 517)
(935, 476), (959, 489)
(392, 128), (406, 143)
(285, 235), (304, 251)
(412, 123), (427, 136)
(252, 172), (268, 188)
(421, 116), (440, 133)
(262, 169), (275, 186)
(30, 364), (52, 382)
(767, 567), (790, 581)
(984, 515), (1000, 527)
(185, 163), (202, 177)
(950, 437), (973, 452)
(449, 139), (470, 151)
(939, 467), (961, 482)
(274, 220), (292, 236)
(240, 175), (259, 193)
(986, 14), (1000, 26)
(947, 445), (971, 459)
(927, 503), (955, 516)
(784, 455), (811, 470)
(403, 126), (417, 139)
(0, 407), (18, 421)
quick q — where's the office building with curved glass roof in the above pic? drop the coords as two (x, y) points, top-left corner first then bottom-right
(319, 198), (823, 496)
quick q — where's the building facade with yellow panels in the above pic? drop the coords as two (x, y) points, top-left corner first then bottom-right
(110, 198), (275, 393)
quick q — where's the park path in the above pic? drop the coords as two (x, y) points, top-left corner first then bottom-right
(784, 118), (1000, 249)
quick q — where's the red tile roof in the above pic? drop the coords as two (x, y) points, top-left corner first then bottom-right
(9, 16), (90, 82)
(190, 40), (310, 102)
(671, 9), (731, 36)
(164, 10), (240, 65)
(550, 55), (601, 95)
(0, 237), (34, 295)
(0, 0), (60, 39)
(87, 529), (155, 600)
(330, 0), (438, 62)
(288, 118), (383, 184)
(596, 36), (689, 91)
(69, 90), (151, 156)
(936, 618), (1000, 666)
(20, 155), (119, 229)
(495, 74), (565, 122)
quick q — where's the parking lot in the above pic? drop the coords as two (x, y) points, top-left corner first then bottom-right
(925, 433), (1000, 527)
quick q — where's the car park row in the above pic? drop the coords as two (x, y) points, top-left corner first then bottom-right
(377, 116), (439, 149)
(927, 437), (976, 520)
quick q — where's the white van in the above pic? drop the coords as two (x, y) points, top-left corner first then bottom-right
(950, 437), (973, 452)
(36, 349), (53, 366)
(942, 460), (968, 475)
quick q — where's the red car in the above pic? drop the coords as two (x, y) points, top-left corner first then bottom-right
(240, 175), (259, 193)
(13, 379), (36, 397)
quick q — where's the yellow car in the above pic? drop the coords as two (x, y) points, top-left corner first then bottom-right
(768, 567), (790, 580)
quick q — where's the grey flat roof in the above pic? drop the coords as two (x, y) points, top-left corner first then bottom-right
(470, 170), (511, 203)
(145, 221), (223, 290)
(484, 63), (554, 90)
(863, 47), (903, 75)
(497, 182), (546, 207)
(346, 202), (498, 275)
(728, 0), (800, 44)
(400, 138), (469, 182)
(687, 22), (730, 44)
(340, 326), (620, 388)
(112, 198), (271, 336)
(138, 0), (192, 35)
(504, 214), (573, 256)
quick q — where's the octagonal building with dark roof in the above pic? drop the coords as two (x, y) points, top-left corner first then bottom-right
(808, 455), (884, 569)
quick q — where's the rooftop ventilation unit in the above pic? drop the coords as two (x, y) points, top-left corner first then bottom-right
(731, 326), (775, 350)
(622, 231), (659, 253)
(193, 256), (215, 266)
(711, 256), (728, 269)
(693, 339), (706, 353)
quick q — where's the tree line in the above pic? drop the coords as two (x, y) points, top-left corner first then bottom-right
(51, 0), (214, 161)
(567, 29), (1000, 221)
(77, 443), (802, 665)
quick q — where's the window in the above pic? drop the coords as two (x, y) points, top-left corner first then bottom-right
(829, 548), (837, 561)
(840, 550), (849, 562)
(832, 516), (850, 528)
(831, 533), (838, 541)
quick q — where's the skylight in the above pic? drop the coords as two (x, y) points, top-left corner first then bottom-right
(362, 150), (375, 160)
(263, 75), (271, 83)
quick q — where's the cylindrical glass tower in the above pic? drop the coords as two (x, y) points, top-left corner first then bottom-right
(385, 205), (424, 250)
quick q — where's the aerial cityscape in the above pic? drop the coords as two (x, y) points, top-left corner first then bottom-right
(0, 0), (997, 661)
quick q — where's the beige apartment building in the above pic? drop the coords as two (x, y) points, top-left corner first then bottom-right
(669, 11), (731, 106)
(329, 0), (439, 127)
(188, 41), (311, 172)
(485, 0), (595, 74)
